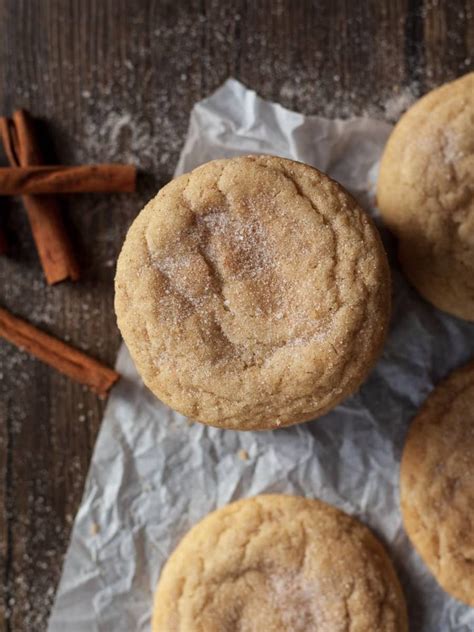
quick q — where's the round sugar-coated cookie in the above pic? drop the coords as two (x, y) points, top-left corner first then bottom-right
(400, 361), (474, 606)
(377, 72), (474, 320)
(115, 155), (390, 430)
(152, 495), (408, 632)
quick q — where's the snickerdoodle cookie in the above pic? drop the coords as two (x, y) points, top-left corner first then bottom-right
(152, 495), (408, 632)
(400, 361), (474, 606)
(115, 155), (390, 430)
(377, 72), (474, 320)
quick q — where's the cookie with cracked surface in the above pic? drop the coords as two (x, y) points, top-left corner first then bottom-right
(115, 155), (390, 430)
(377, 72), (474, 321)
(152, 495), (408, 632)
(400, 360), (474, 606)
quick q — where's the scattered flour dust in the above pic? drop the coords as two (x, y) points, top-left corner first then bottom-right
(279, 77), (421, 122)
(381, 83), (420, 121)
(81, 110), (160, 171)
(237, 449), (249, 461)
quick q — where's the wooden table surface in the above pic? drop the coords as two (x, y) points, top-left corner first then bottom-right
(0, 0), (472, 629)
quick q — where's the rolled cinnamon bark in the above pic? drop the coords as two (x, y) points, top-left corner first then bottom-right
(0, 111), (80, 284)
(0, 164), (136, 195)
(0, 305), (120, 397)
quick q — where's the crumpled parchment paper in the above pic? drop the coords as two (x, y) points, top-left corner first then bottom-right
(48, 79), (474, 632)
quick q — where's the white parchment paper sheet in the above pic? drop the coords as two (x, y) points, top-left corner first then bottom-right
(49, 79), (474, 632)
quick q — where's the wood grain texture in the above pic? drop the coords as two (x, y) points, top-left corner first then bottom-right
(0, 0), (472, 630)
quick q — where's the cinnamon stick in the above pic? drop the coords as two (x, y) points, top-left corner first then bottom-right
(0, 164), (136, 195)
(0, 110), (80, 284)
(0, 305), (119, 397)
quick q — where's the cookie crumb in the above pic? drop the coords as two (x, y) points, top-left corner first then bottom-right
(90, 522), (100, 536)
(237, 449), (249, 461)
